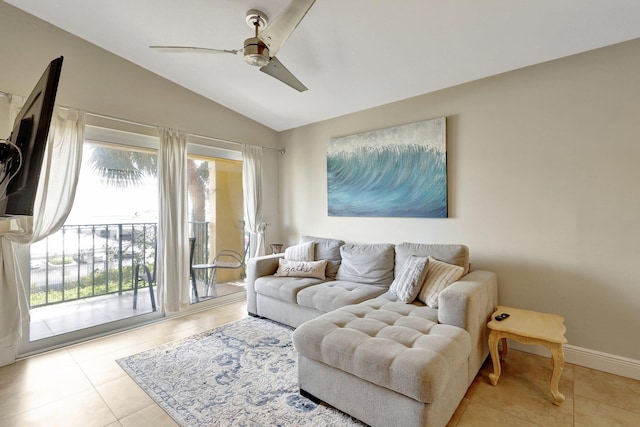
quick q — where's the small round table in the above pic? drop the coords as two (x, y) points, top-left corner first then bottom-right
(487, 305), (568, 405)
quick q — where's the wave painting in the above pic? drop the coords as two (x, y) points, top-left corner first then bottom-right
(327, 117), (447, 218)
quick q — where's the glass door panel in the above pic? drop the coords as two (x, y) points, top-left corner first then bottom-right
(187, 153), (244, 302)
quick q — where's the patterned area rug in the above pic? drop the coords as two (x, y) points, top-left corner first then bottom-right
(117, 317), (364, 426)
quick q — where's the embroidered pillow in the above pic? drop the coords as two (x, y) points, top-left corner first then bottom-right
(274, 259), (327, 279)
(389, 256), (430, 303)
(284, 241), (315, 261)
(417, 257), (465, 308)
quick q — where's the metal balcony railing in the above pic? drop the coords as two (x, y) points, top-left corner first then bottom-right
(29, 221), (213, 308)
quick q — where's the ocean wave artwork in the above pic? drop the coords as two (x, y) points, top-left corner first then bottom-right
(327, 117), (447, 218)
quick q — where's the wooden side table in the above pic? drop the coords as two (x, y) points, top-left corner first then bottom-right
(487, 305), (568, 405)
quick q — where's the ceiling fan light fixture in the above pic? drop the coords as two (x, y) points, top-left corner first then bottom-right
(243, 37), (270, 67)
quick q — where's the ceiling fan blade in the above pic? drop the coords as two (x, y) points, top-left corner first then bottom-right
(149, 45), (239, 55)
(258, 0), (316, 56)
(260, 57), (308, 92)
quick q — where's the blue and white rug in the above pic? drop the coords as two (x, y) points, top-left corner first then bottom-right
(117, 317), (365, 426)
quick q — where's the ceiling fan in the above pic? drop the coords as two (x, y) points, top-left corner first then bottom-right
(150, 0), (316, 92)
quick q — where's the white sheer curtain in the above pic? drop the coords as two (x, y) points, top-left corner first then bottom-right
(0, 109), (84, 366)
(242, 144), (265, 257)
(157, 128), (190, 313)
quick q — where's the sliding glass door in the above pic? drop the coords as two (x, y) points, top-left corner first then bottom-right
(187, 145), (245, 302)
(25, 127), (162, 350)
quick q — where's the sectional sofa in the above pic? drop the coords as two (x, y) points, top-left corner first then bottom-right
(246, 236), (498, 427)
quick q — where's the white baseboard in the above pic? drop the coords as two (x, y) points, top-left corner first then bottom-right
(509, 342), (640, 381)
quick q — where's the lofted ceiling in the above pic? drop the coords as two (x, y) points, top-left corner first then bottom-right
(6, 0), (640, 132)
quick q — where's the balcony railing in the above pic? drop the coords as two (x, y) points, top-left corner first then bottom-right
(29, 221), (213, 308)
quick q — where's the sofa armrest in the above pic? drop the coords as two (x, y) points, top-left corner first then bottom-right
(246, 254), (284, 315)
(438, 269), (498, 384)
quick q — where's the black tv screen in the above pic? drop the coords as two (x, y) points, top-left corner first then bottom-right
(1, 56), (63, 217)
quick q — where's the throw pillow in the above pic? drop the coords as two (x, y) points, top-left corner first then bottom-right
(274, 259), (327, 279)
(284, 241), (315, 261)
(389, 256), (430, 303)
(299, 236), (345, 279)
(395, 243), (470, 275)
(417, 257), (465, 308)
(335, 243), (395, 285)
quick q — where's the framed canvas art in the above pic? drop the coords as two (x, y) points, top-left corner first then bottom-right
(327, 117), (447, 218)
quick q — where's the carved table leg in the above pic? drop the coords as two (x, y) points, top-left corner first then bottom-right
(549, 343), (566, 405)
(488, 331), (502, 386)
(500, 337), (509, 361)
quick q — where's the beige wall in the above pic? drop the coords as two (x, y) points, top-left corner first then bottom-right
(278, 38), (640, 360)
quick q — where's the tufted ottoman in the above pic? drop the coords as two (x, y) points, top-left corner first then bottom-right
(292, 301), (471, 427)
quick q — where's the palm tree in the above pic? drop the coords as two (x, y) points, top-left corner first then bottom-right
(88, 145), (209, 223)
(187, 160), (209, 222)
(89, 146), (157, 188)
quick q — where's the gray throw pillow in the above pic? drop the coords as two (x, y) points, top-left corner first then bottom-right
(299, 236), (345, 279)
(335, 243), (395, 286)
(395, 243), (469, 276)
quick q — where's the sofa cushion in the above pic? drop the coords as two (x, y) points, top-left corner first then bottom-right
(254, 275), (324, 304)
(395, 243), (469, 276)
(297, 281), (388, 313)
(299, 236), (345, 279)
(292, 303), (471, 403)
(336, 243), (395, 286)
(359, 293), (439, 324)
(284, 241), (315, 261)
(274, 258), (327, 279)
(389, 256), (430, 303)
(417, 257), (465, 308)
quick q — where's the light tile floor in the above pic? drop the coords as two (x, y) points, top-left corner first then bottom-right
(1, 300), (639, 426)
(30, 281), (245, 340)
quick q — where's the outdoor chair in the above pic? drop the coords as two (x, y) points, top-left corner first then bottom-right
(133, 249), (157, 311)
(190, 238), (249, 298)
(189, 237), (199, 301)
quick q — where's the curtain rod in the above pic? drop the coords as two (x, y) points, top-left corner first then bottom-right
(83, 111), (285, 155)
(0, 91), (284, 154)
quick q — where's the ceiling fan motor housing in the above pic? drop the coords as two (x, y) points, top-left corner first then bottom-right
(244, 37), (270, 67)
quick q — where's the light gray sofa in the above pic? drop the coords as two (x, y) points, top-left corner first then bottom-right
(246, 236), (498, 427)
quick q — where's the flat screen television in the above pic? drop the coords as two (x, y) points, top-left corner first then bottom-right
(0, 56), (63, 217)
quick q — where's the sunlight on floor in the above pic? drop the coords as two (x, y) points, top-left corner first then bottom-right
(29, 280), (245, 341)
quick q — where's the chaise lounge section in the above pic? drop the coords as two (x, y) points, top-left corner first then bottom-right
(293, 302), (471, 427)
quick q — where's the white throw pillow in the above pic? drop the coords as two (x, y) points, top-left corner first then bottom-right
(274, 259), (327, 279)
(389, 256), (430, 303)
(417, 257), (465, 308)
(284, 241), (315, 261)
